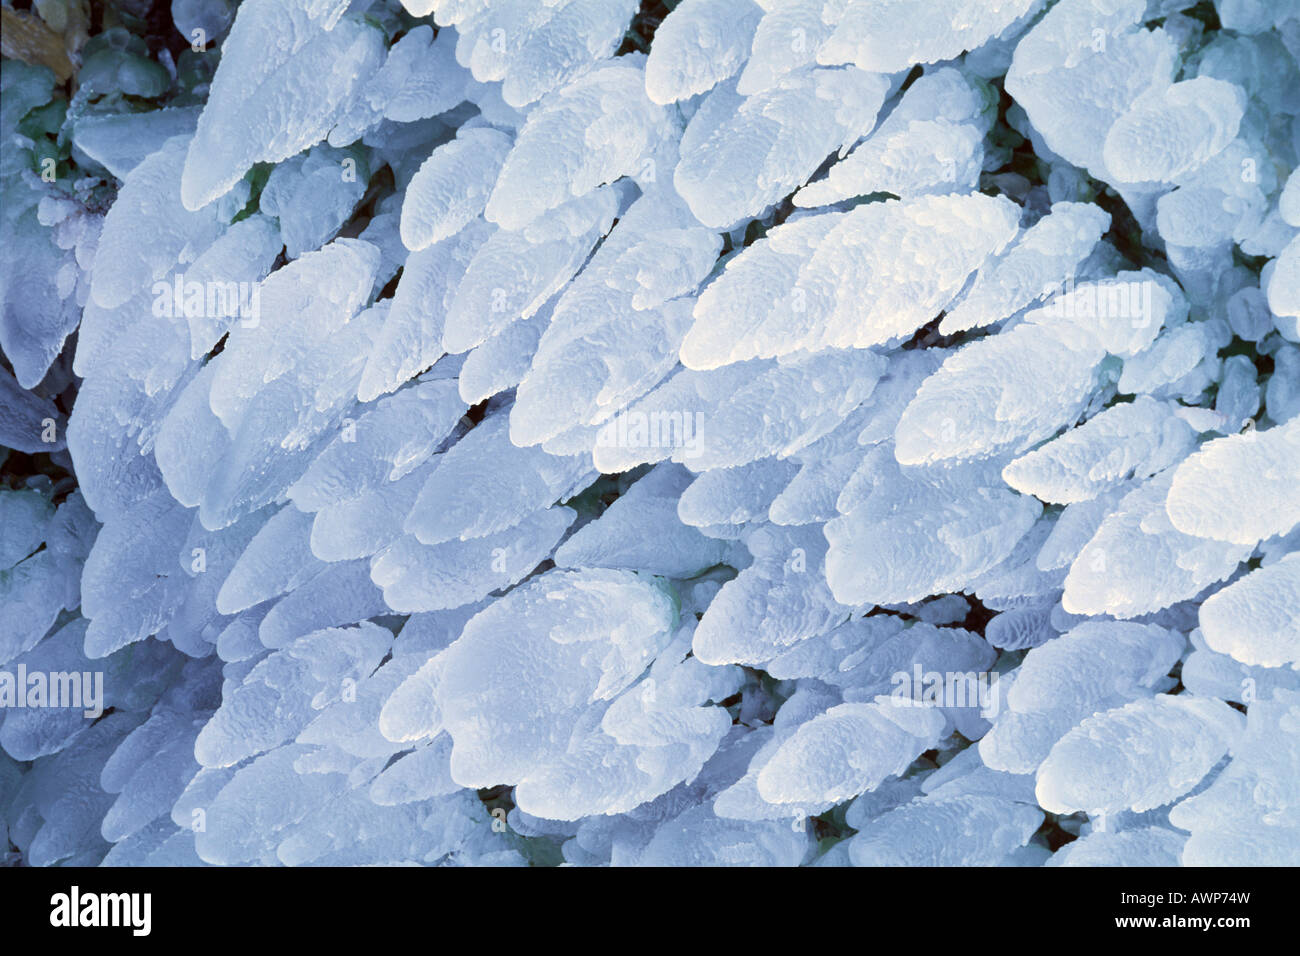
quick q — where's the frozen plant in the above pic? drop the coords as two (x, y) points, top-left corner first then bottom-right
(1, 0), (1299, 868)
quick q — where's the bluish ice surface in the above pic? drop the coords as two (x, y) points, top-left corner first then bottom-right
(2, 0), (1300, 867)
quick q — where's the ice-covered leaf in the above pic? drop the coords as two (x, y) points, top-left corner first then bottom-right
(442, 187), (620, 353)
(826, 452), (1041, 605)
(694, 524), (851, 667)
(431, 569), (678, 787)
(487, 57), (675, 230)
(370, 506), (574, 612)
(452, 0), (637, 109)
(180, 0), (386, 210)
(1063, 471), (1254, 618)
(795, 68), (996, 208)
(674, 69), (890, 229)
(979, 620), (1184, 774)
(1002, 397), (1196, 504)
(756, 698), (946, 811)
(289, 377), (466, 512)
(847, 794), (1042, 866)
(938, 201), (1110, 334)
(644, 0), (763, 105)
(818, 0), (1040, 73)
(554, 465), (731, 577)
(686, 193), (1019, 366)
(400, 126), (512, 251)
(327, 25), (467, 146)
(404, 411), (594, 545)
(1199, 553), (1300, 669)
(1005, 0), (1176, 182)
(1169, 689), (1300, 866)
(1165, 418), (1300, 546)
(1103, 77), (1245, 185)
(1036, 695), (1243, 815)
(259, 144), (367, 259)
(90, 135), (224, 310)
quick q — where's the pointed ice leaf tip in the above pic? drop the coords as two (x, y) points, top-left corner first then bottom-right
(180, 0), (385, 211)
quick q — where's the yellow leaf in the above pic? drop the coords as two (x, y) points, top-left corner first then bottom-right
(1, 8), (74, 82)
